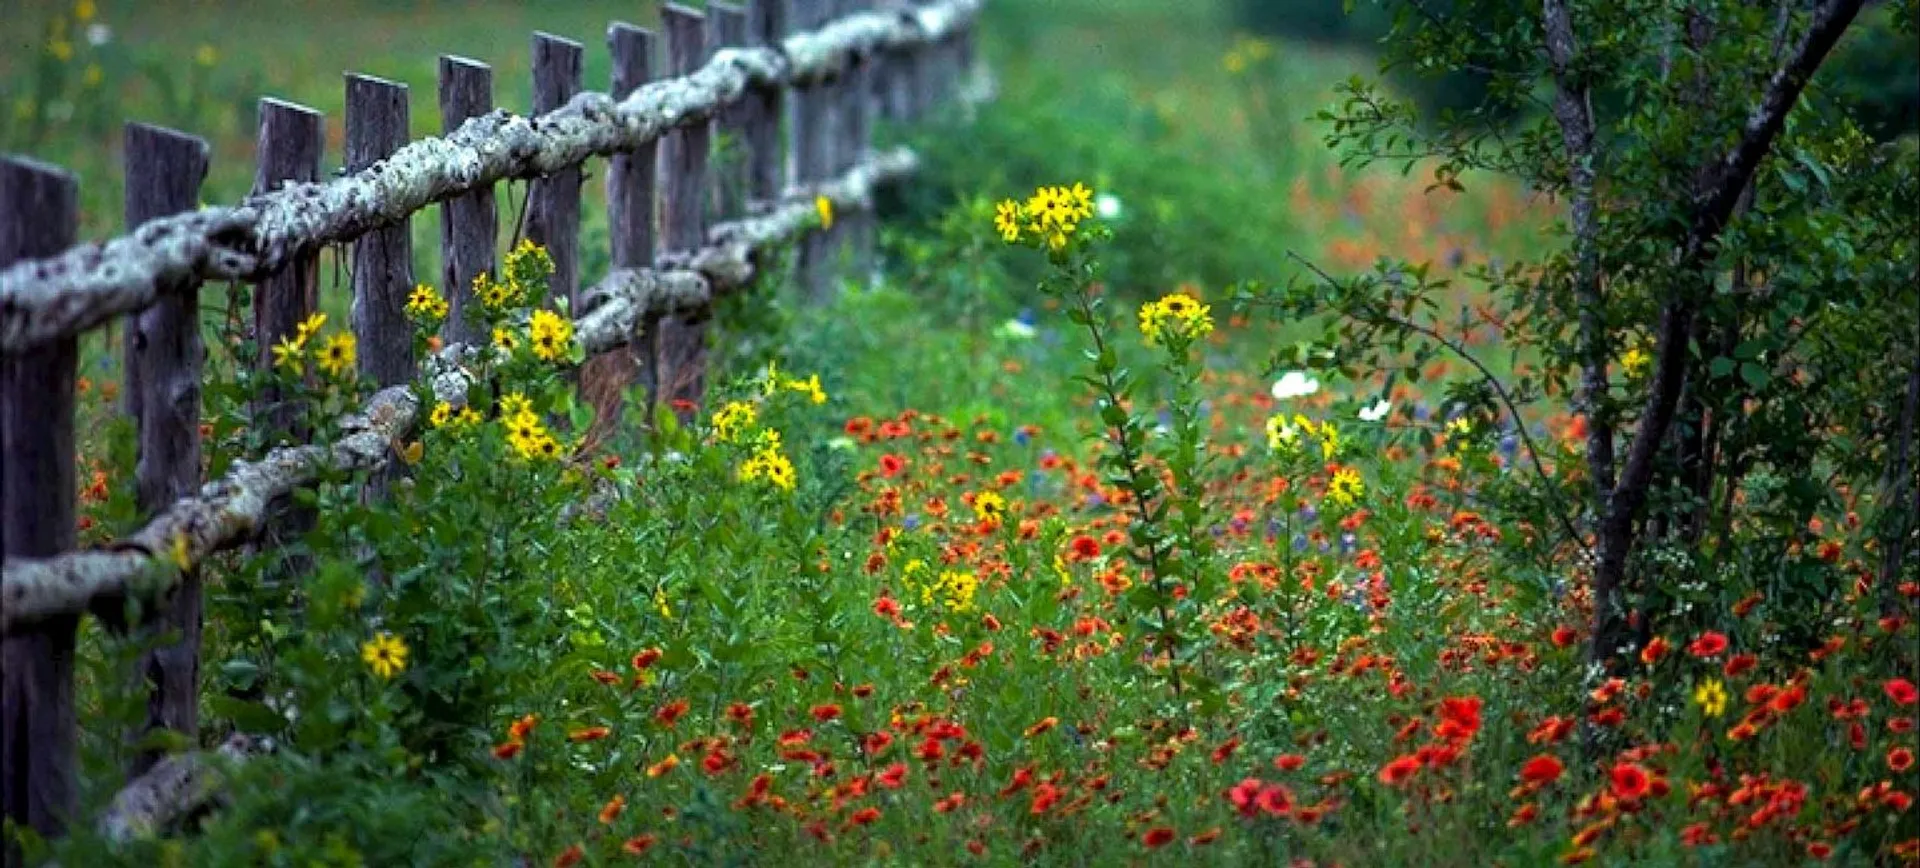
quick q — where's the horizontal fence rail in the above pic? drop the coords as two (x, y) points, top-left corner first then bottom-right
(0, 0), (987, 851)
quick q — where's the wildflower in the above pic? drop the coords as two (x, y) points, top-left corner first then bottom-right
(1891, 747), (1915, 772)
(361, 632), (408, 679)
(510, 714), (539, 740)
(1266, 414), (1306, 453)
(552, 844), (584, 868)
(528, 308), (574, 363)
(492, 326), (520, 354)
(1271, 371), (1320, 400)
(1273, 753), (1306, 772)
(1694, 679), (1729, 718)
(492, 740), (524, 760)
(1025, 717), (1058, 738)
(1256, 784), (1295, 817)
(1358, 399), (1391, 422)
(1609, 762), (1652, 801)
(656, 698), (690, 727)
(815, 195), (833, 230)
(598, 795), (626, 824)
(972, 490), (1008, 524)
(645, 753), (680, 777)
(1620, 345), (1651, 378)
(1520, 754), (1564, 785)
(1141, 827), (1176, 849)
(1639, 636), (1671, 665)
(1138, 292), (1214, 345)
(622, 834), (658, 856)
(568, 726), (612, 743)
(1886, 678), (1919, 706)
(1687, 631), (1729, 659)
(295, 312), (328, 343)
(405, 283), (449, 322)
(994, 199), (1022, 242)
(1326, 467), (1365, 507)
(811, 704), (842, 722)
(1379, 754), (1421, 786)
(429, 402), (455, 428)
(271, 336), (304, 375)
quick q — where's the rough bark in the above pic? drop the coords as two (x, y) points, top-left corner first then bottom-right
(0, 0), (982, 355)
(98, 734), (259, 843)
(0, 148), (919, 635)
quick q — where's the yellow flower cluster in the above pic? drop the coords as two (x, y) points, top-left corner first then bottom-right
(1137, 291), (1214, 345)
(711, 400), (758, 443)
(901, 559), (979, 613)
(1222, 34), (1275, 75)
(995, 183), (1095, 250)
(737, 431), (796, 492)
(1326, 467), (1365, 507)
(528, 309), (574, 363)
(405, 283), (449, 324)
(269, 312), (357, 380)
(504, 239), (555, 291)
(428, 400), (484, 430)
(760, 361), (828, 405)
(500, 392), (564, 461)
(1266, 414), (1342, 460)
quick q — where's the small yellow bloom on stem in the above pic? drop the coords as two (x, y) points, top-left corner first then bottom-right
(816, 195), (834, 230)
(361, 632), (409, 679)
(318, 333), (357, 379)
(1693, 678), (1728, 718)
(1137, 292), (1214, 345)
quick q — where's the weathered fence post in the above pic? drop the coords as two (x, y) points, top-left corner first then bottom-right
(746, 0), (788, 209)
(251, 98), (324, 446)
(438, 56), (496, 347)
(585, 21), (657, 438)
(121, 123), (211, 780)
(1, 155), (81, 846)
(347, 75), (415, 387)
(710, 3), (750, 220)
(655, 4), (713, 416)
(790, 0), (835, 300)
(527, 33), (584, 309)
(836, 0), (876, 284)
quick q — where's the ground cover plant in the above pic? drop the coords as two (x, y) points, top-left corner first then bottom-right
(4, 0), (1916, 865)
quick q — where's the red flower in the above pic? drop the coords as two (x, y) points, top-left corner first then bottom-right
(1030, 782), (1062, 815)
(656, 699), (690, 727)
(492, 740), (524, 760)
(1551, 625), (1578, 648)
(1520, 754), (1565, 786)
(1228, 777), (1264, 816)
(811, 704), (842, 722)
(878, 762), (908, 789)
(1141, 827), (1176, 849)
(1886, 678), (1919, 706)
(878, 454), (906, 478)
(1639, 636), (1671, 665)
(1610, 762), (1652, 801)
(1211, 736), (1241, 764)
(567, 726), (612, 743)
(631, 648), (663, 671)
(848, 806), (882, 826)
(553, 844), (584, 868)
(1806, 841), (1834, 860)
(1255, 784), (1295, 817)
(621, 834), (658, 855)
(727, 702), (754, 727)
(1068, 535), (1102, 561)
(1435, 695), (1483, 741)
(1273, 753), (1307, 772)
(1687, 631), (1729, 659)
(1890, 747), (1915, 772)
(1378, 754), (1422, 786)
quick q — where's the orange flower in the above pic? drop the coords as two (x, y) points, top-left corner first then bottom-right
(568, 726), (612, 743)
(621, 834), (658, 855)
(492, 740), (524, 760)
(631, 647), (663, 670)
(509, 713), (539, 741)
(552, 844), (584, 868)
(598, 794), (626, 824)
(646, 753), (680, 777)
(656, 698), (690, 727)
(1639, 636), (1670, 665)
(1024, 716), (1058, 738)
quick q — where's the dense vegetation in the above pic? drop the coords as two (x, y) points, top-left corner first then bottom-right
(4, 0), (1915, 865)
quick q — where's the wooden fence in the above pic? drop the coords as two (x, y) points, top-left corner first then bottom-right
(0, 0), (983, 848)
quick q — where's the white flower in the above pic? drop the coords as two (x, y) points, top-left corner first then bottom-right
(995, 318), (1037, 340)
(87, 24), (112, 47)
(1358, 399), (1392, 422)
(1095, 193), (1122, 219)
(1270, 371), (1319, 400)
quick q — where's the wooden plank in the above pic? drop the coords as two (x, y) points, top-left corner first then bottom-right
(656, 4), (713, 416)
(346, 74), (415, 387)
(836, 0), (875, 283)
(745, 0), (788, 207)
(527, 33), (585, 309)
(710, 3), (750, 221)
(250, 98), (324, 445)
(437, 56), (496, 347)
(0, 154), (81, 846)
(584, 22), (657, 440)
(790, 0), (834, 300)
(120, 123), (211, 781)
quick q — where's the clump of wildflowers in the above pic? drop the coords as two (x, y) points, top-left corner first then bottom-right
(994, 183), (1095, 250)
(1138, 291), (1214, 345)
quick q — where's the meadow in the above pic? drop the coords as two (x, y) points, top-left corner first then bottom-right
(2, 0), (1915, 866)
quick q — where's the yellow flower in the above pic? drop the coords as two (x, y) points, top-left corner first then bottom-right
(500, 392), (534, 419)
(504, 240), (554, 295)
(1445, 417), (1473, 437)
(711, 400), (758, 443)
(785, 373), (827, 405)
(194, 44), (217, 67)
(654, 587), (673, 620)
(295, 312), (328, 344)
(1326, 467), (1364, 507)
(1620, 345), (1651, 379)
(492, 326), (520, 354)
(361, 632), (409, 679)
(271, 336), (304, 375)
(429, 401), (455, 428)
(737, 439), (796, 492)
(405, 283), (449, 322)
(972, 490), (1008, 524)
(167, 533), (192, 572)
(476, 273), (519, 312)
(456, 406), (483, 426)
(994, 199), (1022, 243)
(815, 195), (834, 231)
(49, 40), (74, 63)
(1137, 292), (1214, 345)
(1694, 678), (1728, 718)
(1318, 421), (1342, 460)
(317, 332), (356, 379)
(75, 0), (96, 22)
(1265, 414), (1303, 453)
(528, 308), (574, 363)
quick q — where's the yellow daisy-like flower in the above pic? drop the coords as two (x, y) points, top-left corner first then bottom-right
(1265, 414), (1303, 453)
(317, 332), (357, 379)
(972, 490), (1008, 524)
(1137, 292), (1214, 345)
(429, 401), (455, 428)
(456, 406), (484, 426)
(815, 195), (834, 231)
(500, 392), (534, 420)
(271, 336), (305, 375)
(711, 400), (758, 443)
(1694, 678), (1728, 718)
(1318, 421), (1342, 460)
(295, 312), (328, 344)
(994, 199), (1023, 243)
(1326, 467), (1364, 507)
(492, 326), (520, 354)
(528, 308), (574, 363)
(1620, 344), (1652, 379)
(785, 373), (827, 405)
(361, 632), (408, 679)
(504, 239), (555, 294)
(405, 283), (450, 323)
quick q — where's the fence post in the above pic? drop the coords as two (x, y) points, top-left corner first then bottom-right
(710, 3), (749, 221)
(438, 56), (496, 348)
(910, 0), (941, 116)
(346, 75), (415, 387)
(836, 0), (875, 285)
(655, 4), (712, 417)
(121, 123), (211, 780)
(790, 0), (834, 300)
(585, 22), (657, 439)
(527, 33), (584, 310)
(746, 0), (787, 209)
(251, 99), (324, 446)
(0, 155), (81, 846)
